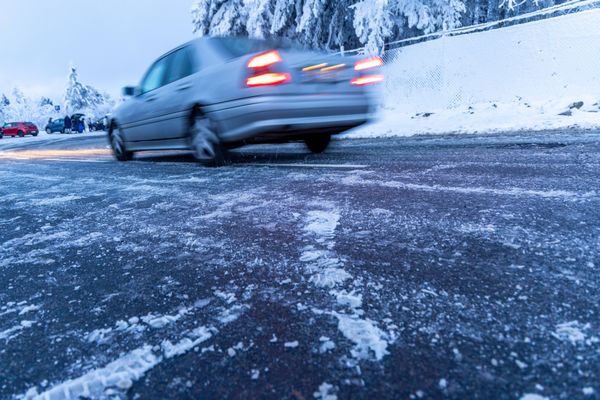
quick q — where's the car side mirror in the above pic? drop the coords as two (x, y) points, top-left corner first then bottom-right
(122, 86), (139, 97)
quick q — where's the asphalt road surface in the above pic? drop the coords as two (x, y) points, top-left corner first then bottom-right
(1, 130), (599, 400)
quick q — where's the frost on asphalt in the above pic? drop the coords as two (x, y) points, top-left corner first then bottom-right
(1, 138), (599, 399)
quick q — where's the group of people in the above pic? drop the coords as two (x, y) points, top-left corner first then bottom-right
(63, 115), (87, 134)
(48, 115), (92, 134)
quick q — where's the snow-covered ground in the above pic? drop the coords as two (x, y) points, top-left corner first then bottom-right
(351, 8), (600, 138)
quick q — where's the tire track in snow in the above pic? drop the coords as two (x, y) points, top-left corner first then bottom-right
(299, 205), (394, 362)
(20, 298), (247, 400)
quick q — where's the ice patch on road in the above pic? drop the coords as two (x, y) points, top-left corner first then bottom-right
(341, 174), (597, 201)
(304, 210), (340, 245)
(520, 394), (548, 400)
(313, 382), (337, 400)
(299, 205), (393, 361)
(333, 312), (389, 361)
(0, 320), (36, 342)
(23, 346), (160, 400)
(37, 195), (83, 206)
(552, 321), (597, 345)
(23, 300), (243, 400)
(161, 326), (214, 358)
(309, 267), (352, 289)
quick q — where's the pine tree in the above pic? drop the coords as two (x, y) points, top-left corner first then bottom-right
(190, 0), (554, 52)
(64, 66), (111, 116)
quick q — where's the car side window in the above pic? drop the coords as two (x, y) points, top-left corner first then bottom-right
(163, 47), (196, 86)
(140, 57), (169, 94)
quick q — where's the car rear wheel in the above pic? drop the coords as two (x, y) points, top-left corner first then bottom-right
(305, 134), (331, 154)
(110, 127), (134, 161)
(190, 113), (225, 165)
(18, 131), (24, 138)
(46, 128), (52, 134)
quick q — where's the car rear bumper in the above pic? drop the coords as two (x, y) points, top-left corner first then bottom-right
(206, 94), (376, 143)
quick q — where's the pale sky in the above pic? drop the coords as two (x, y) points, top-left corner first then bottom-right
(0, 0), (195, 101)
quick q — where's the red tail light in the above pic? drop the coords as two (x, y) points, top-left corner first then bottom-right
(354, 56), (384, 71)
(247, 50), (283, 69)
(246, 50), (291, 87)
(351, 74), (384, 86)
(246, 72), (291, 87)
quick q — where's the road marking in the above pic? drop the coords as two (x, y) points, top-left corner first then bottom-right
(246, 163), (368, 169)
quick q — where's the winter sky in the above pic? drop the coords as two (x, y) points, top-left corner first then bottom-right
(0, 0), (195, 100)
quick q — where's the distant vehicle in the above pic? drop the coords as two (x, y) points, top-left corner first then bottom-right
(2, 122), (39, 137)
(0, 127), (3, 139)
(90, 117), (108, 132)
(110, 37), (382, 163)
(46, 118), (66, 134)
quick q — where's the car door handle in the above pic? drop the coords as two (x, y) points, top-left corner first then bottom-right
(177, 85), (191, 92)
(145, 97), (157, 102)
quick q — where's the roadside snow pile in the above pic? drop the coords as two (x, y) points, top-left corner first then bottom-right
(351, 8), (600, 137)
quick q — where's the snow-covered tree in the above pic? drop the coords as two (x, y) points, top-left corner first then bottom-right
(352, 0), (393, 54)
(191, 0), (553, 52)
(190, 0), (467, 52)
(0, 94), (9, 124)
(64, 66), (114, 117)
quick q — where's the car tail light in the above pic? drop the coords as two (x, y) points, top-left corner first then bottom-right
(354, 56), (384, 71)
(246, 50), (291, 87)
(351, 74), (384, 86)
(247, 73), (291, 87)
(247, 50), (283, 69)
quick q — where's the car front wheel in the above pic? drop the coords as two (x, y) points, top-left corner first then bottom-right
(190, 113), (225, 165)
(305, 134), (331, 154)
(18, 131), (24, 138)
(110, 127), (133, 161)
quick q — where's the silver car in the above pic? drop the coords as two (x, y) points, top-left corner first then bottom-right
(109, 37), (383, 164)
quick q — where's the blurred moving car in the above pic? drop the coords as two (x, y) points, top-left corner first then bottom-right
(110, 37), (383, 163)
(45, 118), (66, 134)
(2, 122), (39, 137)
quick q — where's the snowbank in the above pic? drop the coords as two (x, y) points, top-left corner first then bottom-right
(352, 8), (600, 137)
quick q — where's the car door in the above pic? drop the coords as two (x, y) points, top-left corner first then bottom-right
(151, 46), (198, 141)
(3, 123), (16, 135)
(122, 56), (170, 142)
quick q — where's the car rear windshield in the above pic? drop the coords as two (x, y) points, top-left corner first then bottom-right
(214, 37), (300, 59)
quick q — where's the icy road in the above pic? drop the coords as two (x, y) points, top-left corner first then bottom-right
(0, 131), (599, 400)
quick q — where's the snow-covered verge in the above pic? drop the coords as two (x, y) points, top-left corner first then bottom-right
(351, 8), (600, 138)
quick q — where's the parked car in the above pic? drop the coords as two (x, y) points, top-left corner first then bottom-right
(90, 116), (108, 132)
(45, 118), (66, 134)
(0, 127), (3, 139)
(2, 122), (39, 137)
(110, 37), (382, 163)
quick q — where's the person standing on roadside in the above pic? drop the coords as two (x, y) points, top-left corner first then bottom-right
(64, 115), (72, 134)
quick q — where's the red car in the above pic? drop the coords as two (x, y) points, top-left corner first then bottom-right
(1, 122), (39, 137)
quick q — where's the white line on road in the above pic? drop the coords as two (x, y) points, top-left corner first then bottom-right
(246, 163), (368, 169)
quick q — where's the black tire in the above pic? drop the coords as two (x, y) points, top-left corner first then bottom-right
(46, 128), (52, 134)
(110, 126), (134, 161)
(32, 132), (38, 137)
(189, 112), (225, 166)
(17, 131), (24, 138)
(305, 134), (331, 154)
